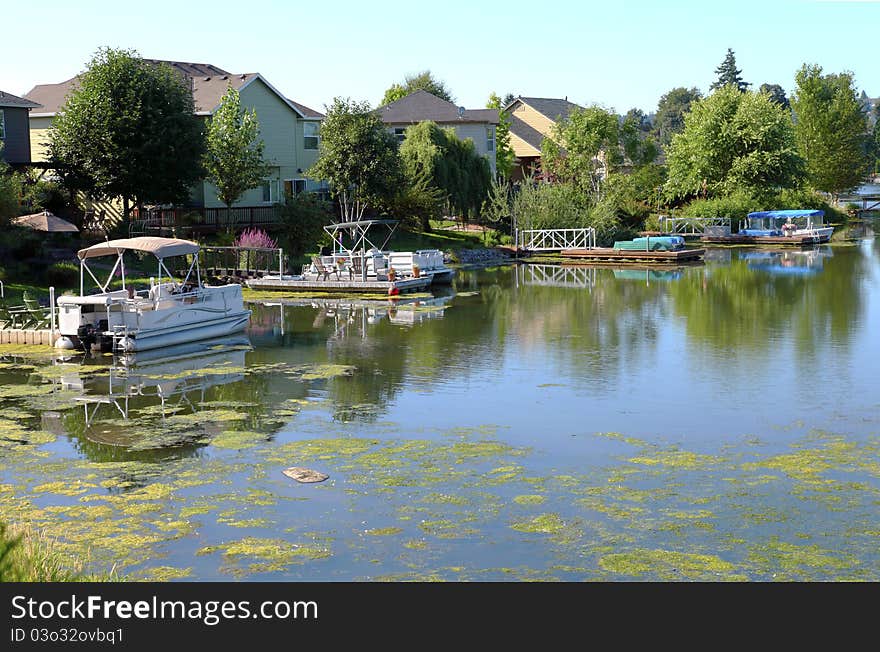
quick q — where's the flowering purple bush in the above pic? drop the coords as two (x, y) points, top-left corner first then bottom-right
(234, 228), (278, 249)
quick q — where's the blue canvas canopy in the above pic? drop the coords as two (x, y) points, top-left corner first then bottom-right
(746, 209), (824, 220)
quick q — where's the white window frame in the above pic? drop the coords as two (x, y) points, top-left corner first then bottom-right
(393, 127), (406, 144)
(261, 179), (278, 204)
(283, 178), (309, 198)
(303, 121), (319, 150)
(0, 110), (5, 140)
(487, 126), (495, 152)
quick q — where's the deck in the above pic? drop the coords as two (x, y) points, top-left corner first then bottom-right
(245, 276), (432, 294)
(700, 234), (826, 246)
(558, 247), (705, 265)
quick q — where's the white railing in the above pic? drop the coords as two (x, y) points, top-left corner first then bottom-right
(516, 228), (596, 251)
(658, 216), (730, 235)
(516, 263), (597, 289)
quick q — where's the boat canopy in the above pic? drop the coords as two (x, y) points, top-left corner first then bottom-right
(78, 237), (200, 260)
(323, 219), (400, 254)
(746, 210), (824, 220)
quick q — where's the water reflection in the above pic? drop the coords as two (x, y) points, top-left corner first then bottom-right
(59, 337), (256, 461)
(741, 246), (832, 277)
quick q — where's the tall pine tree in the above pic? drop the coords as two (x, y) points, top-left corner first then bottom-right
(710, 48), (750, 92)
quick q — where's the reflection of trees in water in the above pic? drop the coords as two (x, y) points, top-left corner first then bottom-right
(248, 280), (505, 423)
(669, 247), (867, 357)
(494, 265), (670, 386)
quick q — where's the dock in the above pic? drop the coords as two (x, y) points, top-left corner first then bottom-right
(700, 234), (825, 246)
(0, 328), (59, 346)
(559, 247), (705, 265)
(245, 275), (432, 294)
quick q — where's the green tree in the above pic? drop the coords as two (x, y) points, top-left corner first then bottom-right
(790, 64), (871, 198)
(664, 86), (804, 200)
(381, 71), (454, 105)
(710, 48), (750, 92)
(275, 192), (335, 258)
(204, 86), (271, 214)
(487, 92), (514, 179)
(308, 97), (403, 222)
(542, 105), (620, 193)
(398, 121), (492, 226)
(620, 109), (658, 167)
(48, 47), (205, 221)
(873, 103), (880, 174)
(0, 147), (20, 222)
(652, 87), (702, 147)
(759, 83), (790, 110)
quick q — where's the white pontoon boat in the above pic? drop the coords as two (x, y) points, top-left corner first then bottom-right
(55, 237), (251, 353)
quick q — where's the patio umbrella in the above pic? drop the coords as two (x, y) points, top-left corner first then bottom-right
(12, 210), (79, 232)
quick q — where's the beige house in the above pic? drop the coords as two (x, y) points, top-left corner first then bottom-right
(503, 96), (583, 181)
(378, 90), (499, 177)
(24, 60), (324, 226)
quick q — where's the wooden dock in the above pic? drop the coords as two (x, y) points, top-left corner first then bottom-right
(559, 247), (705, 265)
(0, 329), (59, 346)
(700, 234), (825, 246)
(245, 275), (432, 294)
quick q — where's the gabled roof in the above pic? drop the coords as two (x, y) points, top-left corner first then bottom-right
(505, 96), (583, 123)
(378, 90), (498, 125)
(24, 59), (318, 120)
(288, 99), (324, 119)
(508, 114), (547, 153)
(0, 90), (41, 109)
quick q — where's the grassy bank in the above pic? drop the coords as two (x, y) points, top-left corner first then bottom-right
(0, 521), (118, 582)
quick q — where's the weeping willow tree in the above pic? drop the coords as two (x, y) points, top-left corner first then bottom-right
(398, 121), (492, 229)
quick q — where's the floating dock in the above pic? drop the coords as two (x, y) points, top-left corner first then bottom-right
(700, 234), (826, 246)
(245, 275), (432, 294)
(0, 328), (59, 346)
(558, 247), (705, 265)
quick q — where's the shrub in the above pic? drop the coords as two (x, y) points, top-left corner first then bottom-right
(275, 193), (334, 258)
(234, 227), (277, 249)
(47, 261), (79, 288)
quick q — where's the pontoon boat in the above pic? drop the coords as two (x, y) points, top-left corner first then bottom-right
(55, 237), (251, 353)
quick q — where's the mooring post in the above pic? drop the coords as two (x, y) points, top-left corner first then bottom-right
(49, 286), (56, 339)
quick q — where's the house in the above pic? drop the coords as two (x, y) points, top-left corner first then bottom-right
(24, 60), (325, 226)
(0, 90), (41, 165)
(503, 96), (583, 181)
(378, 90), (499, 176)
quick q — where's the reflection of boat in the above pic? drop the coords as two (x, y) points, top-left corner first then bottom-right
(612, 268), (682, 282)
(741, 247), (831, 276)
(247, 219), (454, 294)
(56, 237), (251, 353)
(64, 336), (251, 435)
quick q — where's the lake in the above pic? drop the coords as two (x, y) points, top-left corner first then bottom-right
(2, 233), (880, 581)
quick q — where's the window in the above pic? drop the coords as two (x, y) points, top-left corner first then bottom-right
(283, 179), (308, 197)
(0, 110), (5, 140)
(303, 122), (319, 150)
(486, 126), (495, 152)
(261, 179), (278, 203)
(394, 127), (406, 143)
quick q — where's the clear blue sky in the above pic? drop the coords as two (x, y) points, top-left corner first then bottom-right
(2, 0), (877, 114)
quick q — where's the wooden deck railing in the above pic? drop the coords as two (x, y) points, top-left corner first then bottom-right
(131, 206), (283, 235)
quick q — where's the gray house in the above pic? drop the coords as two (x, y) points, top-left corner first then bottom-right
(0, 90), (40, 164)
(378, 90), (499, 176)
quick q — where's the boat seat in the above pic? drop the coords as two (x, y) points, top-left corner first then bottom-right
(149, 282), (178, 302)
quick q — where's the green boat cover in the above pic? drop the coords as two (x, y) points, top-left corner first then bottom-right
(612, 236), (684, 251)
